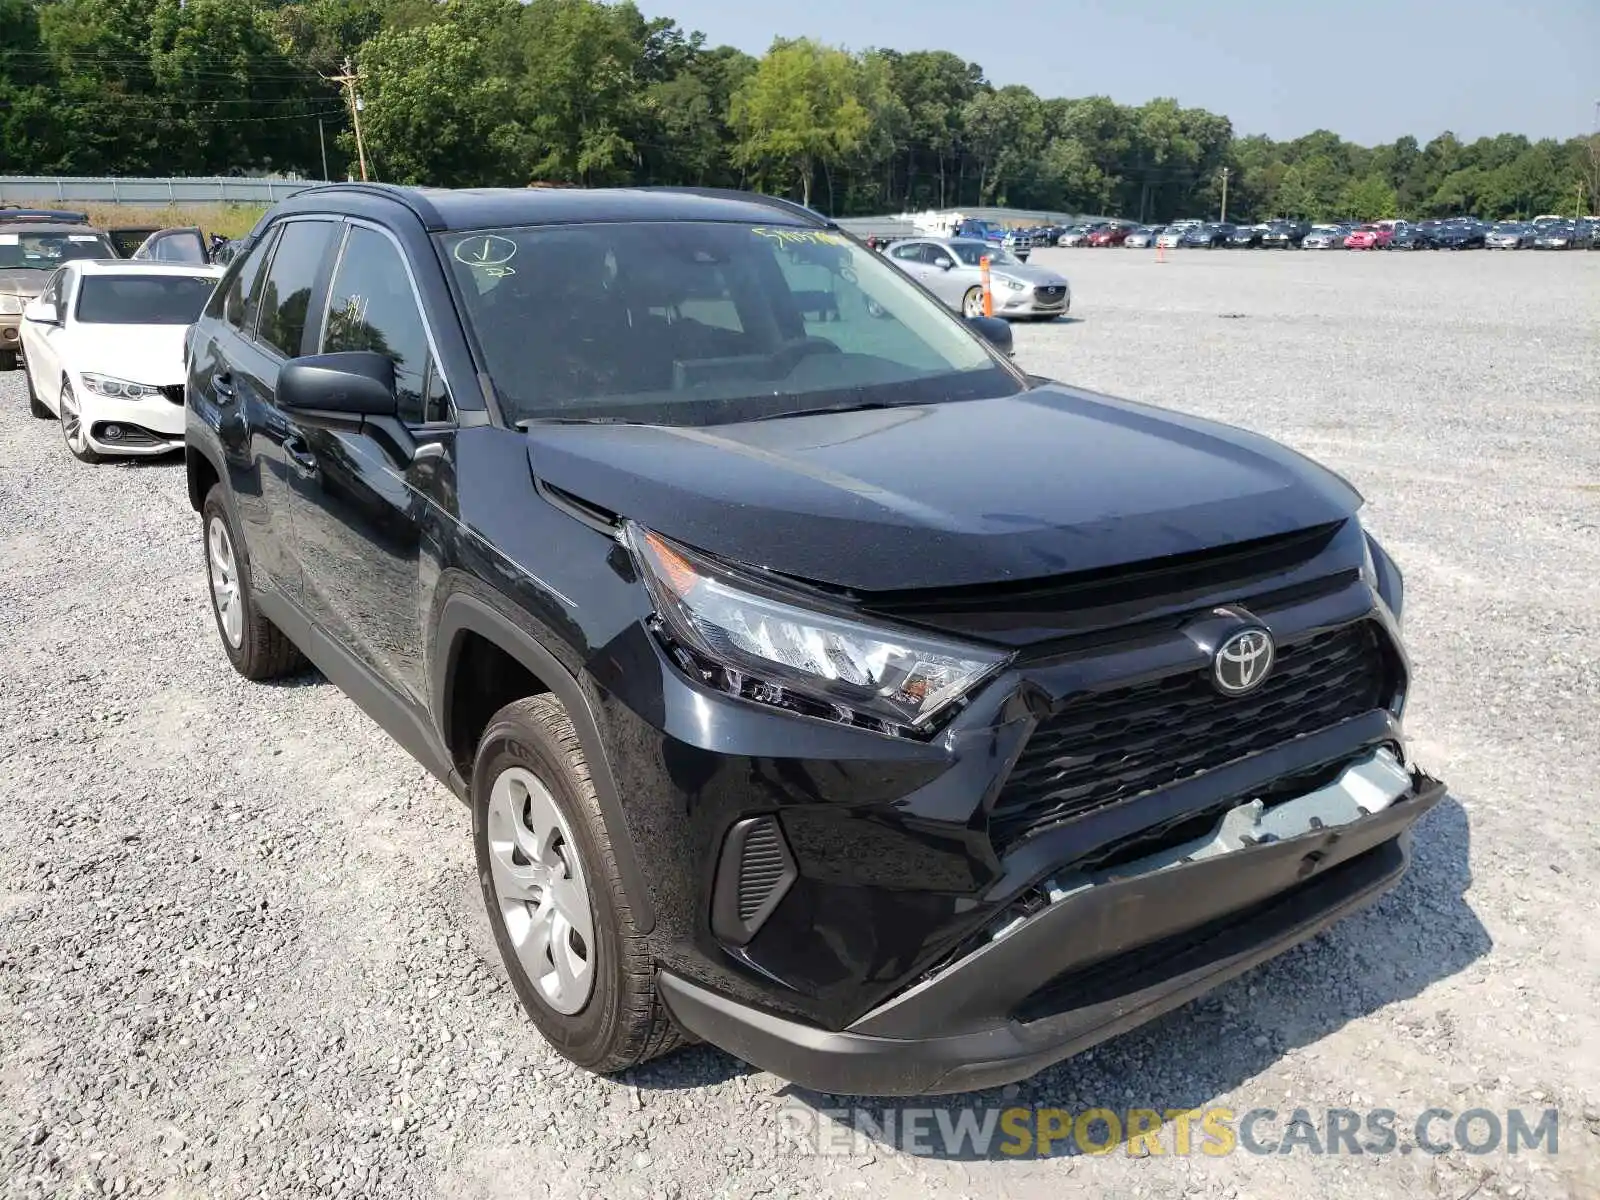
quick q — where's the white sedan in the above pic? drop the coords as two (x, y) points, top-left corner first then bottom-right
(20, 260), (222, 462)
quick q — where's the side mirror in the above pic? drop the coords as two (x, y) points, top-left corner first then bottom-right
(965, 314), (1013, 356)
(279, 350), (397, 417)
(24, 300), (59, 326)
(933, 257), (954, 270)
(278, 350), (415, 464)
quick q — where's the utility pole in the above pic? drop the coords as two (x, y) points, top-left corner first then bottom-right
(1219, 167), (1230, 223)
(317, 118), (329, 183)
(1589, 99), (1600, 217)
(329, 56), (369, 182)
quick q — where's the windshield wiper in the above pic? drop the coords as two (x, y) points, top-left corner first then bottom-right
(516, 415), (646, 428)
(747, 400), (905, 422)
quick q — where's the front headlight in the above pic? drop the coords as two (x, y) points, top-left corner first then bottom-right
(1001, 278), (1026, 292)
(0, 294), (23, 316)
(81, 372), (161, 400)
(628, 524), (1009, 736)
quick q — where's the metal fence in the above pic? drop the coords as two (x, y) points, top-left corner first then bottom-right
(0, 176), (332, 206)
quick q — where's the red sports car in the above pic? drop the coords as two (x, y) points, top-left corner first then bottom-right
(1086, 225), (1130, 247)
(1344, 224), (1391, 249)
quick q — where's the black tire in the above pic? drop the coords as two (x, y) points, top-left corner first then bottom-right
(25, 360), (50, 419)
(201, 483), (305, 680)
(58, 382), (101, 464)
(473, 695), (684, 1074)
(0, 349), (16, 372)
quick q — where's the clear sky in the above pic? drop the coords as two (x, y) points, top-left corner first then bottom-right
(635, 0), (1599, 146)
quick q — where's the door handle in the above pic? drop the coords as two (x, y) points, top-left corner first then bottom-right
(212, 372), (236, 403)
(284, 435), (318, 476)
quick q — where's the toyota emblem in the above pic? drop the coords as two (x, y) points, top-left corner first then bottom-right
(1213, 628), (1275, 696)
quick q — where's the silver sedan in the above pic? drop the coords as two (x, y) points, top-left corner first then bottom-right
(883, 238), (1071, 319)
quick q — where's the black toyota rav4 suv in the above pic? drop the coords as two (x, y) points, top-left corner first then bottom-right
(185, 183), (1442, 1096)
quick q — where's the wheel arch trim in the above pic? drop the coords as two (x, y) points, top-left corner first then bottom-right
(186, 439), (227, 514)
(434, 591), (656, 934)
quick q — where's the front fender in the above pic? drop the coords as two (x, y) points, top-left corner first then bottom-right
(433, 588), (656, 934)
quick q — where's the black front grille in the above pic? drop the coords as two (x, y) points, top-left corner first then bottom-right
(1034, 285), (1066, 303)
(160, 385), (184, 405)
(990, 622), (1388, 849)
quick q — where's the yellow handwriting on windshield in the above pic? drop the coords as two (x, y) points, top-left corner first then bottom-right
(750, 227), (852, 248)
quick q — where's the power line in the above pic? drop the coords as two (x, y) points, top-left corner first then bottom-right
(2, 95), (342, 108)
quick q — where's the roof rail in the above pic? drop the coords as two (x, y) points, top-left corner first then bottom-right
(638, 186), (831, 227)
(281, 181), (448, 231)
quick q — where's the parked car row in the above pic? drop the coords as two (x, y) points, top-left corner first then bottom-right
(1, 206), (234, 456)
(1049, 214), (1600, 251)
(1, 207), (232, 373)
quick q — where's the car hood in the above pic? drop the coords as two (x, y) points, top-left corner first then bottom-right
(523, 384), (1361, 593)
(69, 324), (191, 383)
(0, 270), (49, 299)
(991, 263), (1069, 287)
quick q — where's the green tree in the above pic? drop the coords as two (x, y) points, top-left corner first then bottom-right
(149, 0), (320, 175)
(730, 38), (872, 209)
(512, 0), (653, 184)
(1337, 174), (1398, 220)
(1273, 166), (1317, 218)
(961, 85), (1045, 204)
(881, 49), (984, 208)
(356, 12), (522, 185)
(0, 0), (69, 171)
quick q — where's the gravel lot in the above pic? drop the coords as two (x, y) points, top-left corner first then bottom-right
(3, 249), (1598, 1200)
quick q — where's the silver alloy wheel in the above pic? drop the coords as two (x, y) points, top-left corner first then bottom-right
(206, 516), (244, 648)
(486, 766), (595, 1015)
(60, 385), (88, 454)
(962, 287), (985, 318)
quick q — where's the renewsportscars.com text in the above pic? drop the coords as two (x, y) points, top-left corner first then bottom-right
(772, 1106), (1562, 1159)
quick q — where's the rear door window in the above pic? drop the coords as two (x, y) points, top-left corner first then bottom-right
(256, 220), (338, 358)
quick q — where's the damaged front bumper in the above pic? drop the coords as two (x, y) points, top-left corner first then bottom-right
(658, 753), (1446, 1096)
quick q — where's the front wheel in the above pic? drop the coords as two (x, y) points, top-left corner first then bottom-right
(961, 286), (986, 318)
(25, 360), (50, 419)
(473, 695), (684, 1073)
(58, 382), (101, 463)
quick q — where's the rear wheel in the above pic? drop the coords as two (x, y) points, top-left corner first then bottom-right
(473, 695), (684, 1073)
(201, 484), (305, 680)
(58, 382), (101, 463)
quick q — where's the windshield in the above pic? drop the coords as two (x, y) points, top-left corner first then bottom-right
(949, 241), (1018, 267)
(441, 221), (1020, 426)
(75, 274), (218, 324)
(0, 230), (116, 270)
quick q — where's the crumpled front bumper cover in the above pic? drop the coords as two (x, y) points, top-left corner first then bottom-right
(658, 761), (1446, 1096)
